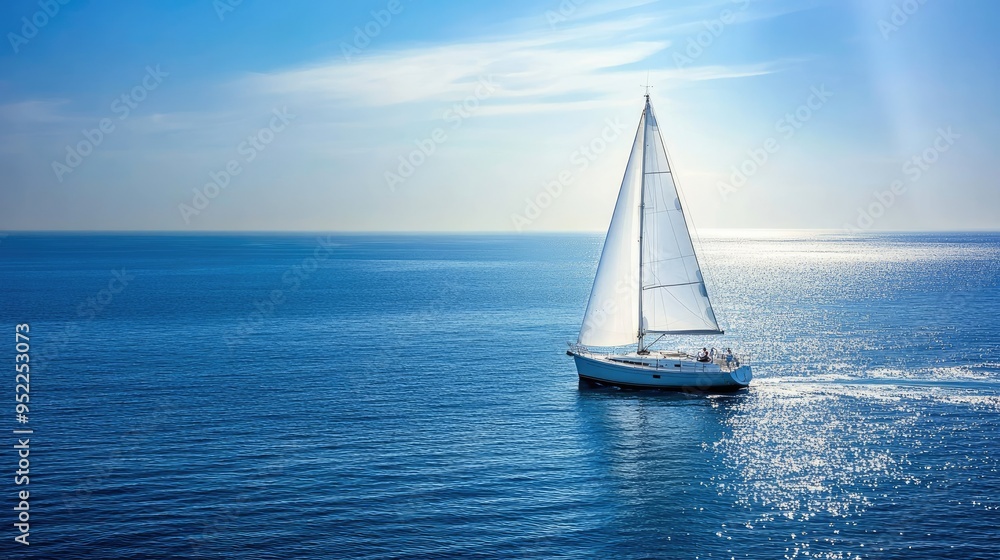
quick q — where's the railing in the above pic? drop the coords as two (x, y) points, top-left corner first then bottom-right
(569, 343), (751, 370)
(715, 354), (748, 372)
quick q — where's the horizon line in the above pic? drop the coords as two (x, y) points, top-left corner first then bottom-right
(2, 228), (1000, 235)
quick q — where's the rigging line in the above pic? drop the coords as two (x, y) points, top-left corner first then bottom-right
(643, 333), (667, 352)
(647, 254), (695, 264)
(643, 280), (700, 290)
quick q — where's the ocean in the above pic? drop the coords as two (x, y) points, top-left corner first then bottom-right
(0, 232), (998, 559)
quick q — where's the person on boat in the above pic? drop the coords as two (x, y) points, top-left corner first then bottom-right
(697, 348), (711, 362)
(725, 348), (734, 367)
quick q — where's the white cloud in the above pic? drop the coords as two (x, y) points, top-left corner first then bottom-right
(243, 10), (783, 114)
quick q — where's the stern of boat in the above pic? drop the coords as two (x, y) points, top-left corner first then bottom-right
(728, 364), (752, 387)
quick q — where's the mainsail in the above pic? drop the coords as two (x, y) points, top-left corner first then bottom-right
(578, 96), (721, 349)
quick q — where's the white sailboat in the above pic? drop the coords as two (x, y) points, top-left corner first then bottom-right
(567, 93), (752, 391)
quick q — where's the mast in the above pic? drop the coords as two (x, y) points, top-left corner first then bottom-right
(636, 93), (650, 353)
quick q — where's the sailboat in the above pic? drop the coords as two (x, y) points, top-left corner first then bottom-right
(567, 93), (752, 391)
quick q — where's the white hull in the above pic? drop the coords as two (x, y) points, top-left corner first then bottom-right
(570, 351), (751, 391)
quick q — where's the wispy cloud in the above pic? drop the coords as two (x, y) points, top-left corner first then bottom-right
(2, 4), (797, 132)
(242, 8), (790, 117)
(249, 18), (664, 108)
(0, 99), (75, 124)
(656, 0), (826, 36)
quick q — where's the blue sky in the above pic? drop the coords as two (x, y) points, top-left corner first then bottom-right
(1, 0), (998, 231)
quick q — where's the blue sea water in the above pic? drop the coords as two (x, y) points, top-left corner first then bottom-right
(0, 231), (998, 559)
